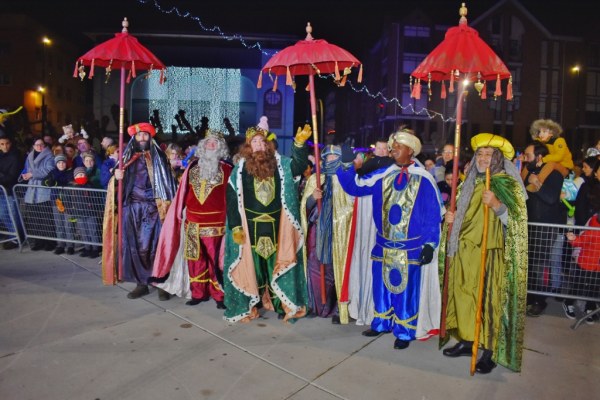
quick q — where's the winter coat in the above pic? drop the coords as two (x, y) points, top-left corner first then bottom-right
(23, 147), (55, 204)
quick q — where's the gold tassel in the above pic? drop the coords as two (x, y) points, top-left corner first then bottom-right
(89, 59), (95, 79)
(481, 82), (487, 99)
(507, 75), (513, 100)
(415, 80), (421, 100)
(126, 68), (132, 84)
(286, 66), (292, 86)
(334, 61), (341, 82)
(159, 69), (165, 85)
(131, 60), (136, 78)
(449, 70), (454, 93)
(257, 71), (263, 89)
(358, 64), (363, 83)
(441, 80), (447, 99)
(494, 74), (502, 97)
(272, 75), (278, 92)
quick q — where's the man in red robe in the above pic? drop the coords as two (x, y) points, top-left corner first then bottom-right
(151, 131), (231, 308)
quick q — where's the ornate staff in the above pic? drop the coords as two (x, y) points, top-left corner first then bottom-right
(470, 167), (491, 375)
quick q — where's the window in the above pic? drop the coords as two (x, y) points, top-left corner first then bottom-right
(540, 70), (548, 95)
(541, 41), (548, 66)
(587, 44), (600, 68)
(551, 70), (559, 95)
(539, 98), (546, 118)
(403, 54), (424, 74)
(550, 98), (559, 120)
(552, 42), (560, 67)
(404, 26), (430, 37)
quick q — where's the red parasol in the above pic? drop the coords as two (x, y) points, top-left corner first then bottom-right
(410, 3), (512, 346)
(258, 23), (362, 305)
(73, 18), (166, 285)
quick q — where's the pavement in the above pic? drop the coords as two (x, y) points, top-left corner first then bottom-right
(0, 247), (599, 400)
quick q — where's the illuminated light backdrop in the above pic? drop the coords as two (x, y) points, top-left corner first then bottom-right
(147, 67), (241, 134)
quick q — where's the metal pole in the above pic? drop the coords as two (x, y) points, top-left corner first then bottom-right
(117, 66), (126, 280)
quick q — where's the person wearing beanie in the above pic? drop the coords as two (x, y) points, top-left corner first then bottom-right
(102, 122), (177, 301)
(336, 127), (444, 351)
(44, 154), (74, 255)
(65, 166), (100, 258)
(82, 151), (102, 189)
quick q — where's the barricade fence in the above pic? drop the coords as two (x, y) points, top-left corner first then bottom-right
(0, 185), (23, 247)
(13, 184), (106, 250)
(6, 186), (600, 327)
(528, 221), (600, 329)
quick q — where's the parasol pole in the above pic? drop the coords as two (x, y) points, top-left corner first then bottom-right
(470, 167), (491, 376)
(308, 70), (327, 304)
(117, 66), (126, 280)
(440, 79), (468, 338)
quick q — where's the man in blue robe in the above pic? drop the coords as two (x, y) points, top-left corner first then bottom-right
(336, 129), (443, 349)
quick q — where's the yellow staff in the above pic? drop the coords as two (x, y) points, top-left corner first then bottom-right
(470, 167), (491, 376)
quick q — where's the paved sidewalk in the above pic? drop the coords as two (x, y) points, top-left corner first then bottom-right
(0, 248), (598, 400)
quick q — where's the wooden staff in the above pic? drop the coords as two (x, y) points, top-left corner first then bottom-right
(470, 167), (491, 376)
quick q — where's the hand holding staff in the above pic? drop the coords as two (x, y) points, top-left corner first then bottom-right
(470, 167), (491, 376)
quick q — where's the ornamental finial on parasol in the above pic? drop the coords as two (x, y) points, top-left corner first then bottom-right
(306, 22), (313, 41)
(459, 3), (468, 25)
(122, 18), (129, 33)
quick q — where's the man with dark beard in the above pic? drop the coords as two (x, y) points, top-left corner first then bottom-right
(102, 122), (177, 300)
(151, 131), (231, 309)
(223, 123), (312, 323)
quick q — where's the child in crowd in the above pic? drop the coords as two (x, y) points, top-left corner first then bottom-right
(100, 144), (118, 189)
(67, 167), (101, 258)
(44, 154), (75, 255)
(524, 119), (574, 192)
(82, 152), (102, 189)
(564, 211), (600, 324)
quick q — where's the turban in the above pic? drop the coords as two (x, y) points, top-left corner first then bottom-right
(470, 133), (515, 160)
(387, 130), (422, 156)
(127, 122), (156, 137)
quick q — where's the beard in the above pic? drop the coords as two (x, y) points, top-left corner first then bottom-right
(242, 144), (277, 181)
(133, 139), (150, 152)
(196, 148), (221, 180)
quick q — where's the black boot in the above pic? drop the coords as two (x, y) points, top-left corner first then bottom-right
(442, 341), (473, 357)
(393, 339), (410, 350)
(331, 315), (341, 324)
(186, 298), (205, 306)
(127, 284), (150, 299)
(475, 349), (497, 374)
(216, 300), (226, 309)
(362, 329), (389, 337)
(157, 288), (171, 301)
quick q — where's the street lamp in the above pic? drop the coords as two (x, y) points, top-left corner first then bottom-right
(41, 36), (51, 135)
(572, 65), (581, 152)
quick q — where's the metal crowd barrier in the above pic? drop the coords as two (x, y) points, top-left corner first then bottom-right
(528, 221), (600, 329)
(0, 185), (23, 249)
(12, 183), (106, 250)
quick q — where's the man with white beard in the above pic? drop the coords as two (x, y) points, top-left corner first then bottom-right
(151, 131), (232, 308)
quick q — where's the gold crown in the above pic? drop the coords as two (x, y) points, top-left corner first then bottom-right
(245, 126), (269, 143)
(205, 129), (225, 140)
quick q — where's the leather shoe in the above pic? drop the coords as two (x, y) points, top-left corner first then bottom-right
(127, 284), (150, 299)
(3, 241), (18, 250)
(53, 247), (65, 255)
(362, 329), (388, 337)
(186, 298), (205, 306)
(394, 339), (410, 350)
(442, 341), (473, 357)
(66, 247), (75, 255)
(30, 243), (44, 251)
(157, 288), (170, 301)
(216, 300), (226, 309)
(475, 350), (497, 374)
(331, 315), (341, 324)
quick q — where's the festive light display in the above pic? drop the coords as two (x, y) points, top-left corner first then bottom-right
(147, 67), (241, 134)
(137, 0), (457, 122)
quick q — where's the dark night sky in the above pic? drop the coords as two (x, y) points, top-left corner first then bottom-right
(4, 0), (598, 57)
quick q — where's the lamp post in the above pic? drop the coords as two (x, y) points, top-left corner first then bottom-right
(572, 65), (581, 153)
(41, 36), (51, 135)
